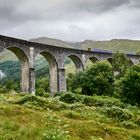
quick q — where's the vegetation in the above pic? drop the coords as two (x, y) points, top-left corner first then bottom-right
(112, 51), (129, 78)
(0, 51), (140, 139)
(0, 94), (140, 140)
(68, 61), (114, 96)
(118, 65), (140, 105)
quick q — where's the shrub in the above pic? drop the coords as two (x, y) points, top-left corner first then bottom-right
(101, 106), (133, 121)
(70, 61), (114, 96)
(59, 92), (81, 104)
(43, 111), (69, 140)
(43, 128), (69, 140)
(63, 110), (85, 120)
(14, 95), (67, 110)
(81, 96), (96, 106)
(35, 77), (50, 96)
(112, 51), (129, 78)
(60, 92), (126, 108)
(118, 65), (140, 105)
(121, 121), (137, 129)
(35, 88), (49, 98)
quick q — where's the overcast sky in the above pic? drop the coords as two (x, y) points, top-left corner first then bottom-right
(0, 0), (140, 41)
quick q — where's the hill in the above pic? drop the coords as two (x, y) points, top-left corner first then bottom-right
(81, 39), (140, 53)
(30, 37), (74, 49)
(0, 93), (140, 140)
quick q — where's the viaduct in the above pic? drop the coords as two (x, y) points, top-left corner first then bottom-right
(0, 35), (140, 95)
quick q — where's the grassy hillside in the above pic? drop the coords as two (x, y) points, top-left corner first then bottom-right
(0, 93), (140, 140)
(30, 37), (73, 48)
(81, 39), (140, 53)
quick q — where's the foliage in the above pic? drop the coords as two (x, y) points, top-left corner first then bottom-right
(81, 95), (125, 108)
(0, 61), (20, 81)
(112, 51), (129, 78)
(121, 121), (137, 129)
(1, 93), (140, 140)
(67, 72), (83, 93)
(59, 92), (81, 104)
(60, 92), (126, 108)
(100, 106), (133, 121)
(69, 61), (114, 96)
(118, 65), (140, 105)
(14, 95), (67, 110)
(43, 110), (69, 140)
(35, 77), (50, 97)
(0, 80), (20, 93)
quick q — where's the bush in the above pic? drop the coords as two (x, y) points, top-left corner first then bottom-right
(118, 65), (140, 105)
(81, 96), (96, 106)
(14, 95), (67, 110)
(35, 88), (49, 98)
(35, 77), (49, 96)
(121, 121), (137, 129)
(101, 106), (133, 121)
(59, 92), (81, 104)
(69, 61), (114, 96)
(112, 51), (129, 78)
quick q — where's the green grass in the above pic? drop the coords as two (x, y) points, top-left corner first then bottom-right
(82, 39), (140, 53)
(0, 93), (140, 140)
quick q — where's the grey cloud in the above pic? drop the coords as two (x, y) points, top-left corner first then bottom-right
(0, 0), (140, 41)
(0, 0), (132, 23)
(64, 0), (131, 13)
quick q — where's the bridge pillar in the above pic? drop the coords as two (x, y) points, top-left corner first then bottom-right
(58, 68), (67, 92)
(20, 62), (35, 95)
(29, 67), (35, 95)
(21, 61), (30, 93)
(28, 47), (35, 95)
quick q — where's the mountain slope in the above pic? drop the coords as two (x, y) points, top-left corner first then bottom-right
(30, 37), (74, 48)
(81, 39), (140, 53)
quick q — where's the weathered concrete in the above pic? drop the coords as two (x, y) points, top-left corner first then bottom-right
(0, 35), (140, 95)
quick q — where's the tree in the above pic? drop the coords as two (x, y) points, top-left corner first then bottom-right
(35, 77), (50, 96)
(68, 72), (83, 94)
(70, 61), (114, 96)
(112, 51), (129, 78)
(118, 65), (140, 105)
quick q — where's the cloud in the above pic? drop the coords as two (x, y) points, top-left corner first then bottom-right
(0, 0), (140, 41)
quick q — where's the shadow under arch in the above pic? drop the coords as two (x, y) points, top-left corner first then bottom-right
(85, 56), (99, 68)
(3, 47), (30, 92)
(36, 51), (58, 94)
(107, 58), (113, 65)
(88, 56), (99, 63)
(64, 54), (84, 73)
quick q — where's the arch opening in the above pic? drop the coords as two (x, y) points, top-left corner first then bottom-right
(86, 56), (99, 68)
(0, 47), (29, 93)
(64, 54), (84, 91)
(107, 58), (113, 65)
(35, 51), (58, 95)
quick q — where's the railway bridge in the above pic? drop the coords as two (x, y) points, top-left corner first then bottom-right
(0, 35), (140, 95)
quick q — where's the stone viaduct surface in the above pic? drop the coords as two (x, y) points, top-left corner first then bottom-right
(0, 35), (140, 95)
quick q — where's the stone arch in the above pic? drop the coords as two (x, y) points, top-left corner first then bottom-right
(2, 47), (30, 92)
(87, 56), (99, 63)
(35, 51), (58, 94)
(64, 54), (84, 73)
(85, 56), (99, 68)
